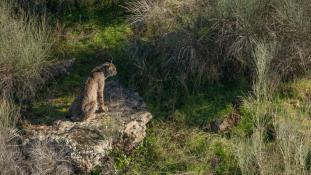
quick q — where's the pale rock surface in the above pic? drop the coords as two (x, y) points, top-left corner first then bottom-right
(22, 81), (152, 174)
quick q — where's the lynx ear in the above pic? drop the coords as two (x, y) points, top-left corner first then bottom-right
(91, 64), (105, 73)
(91, 67), (100, 73)
(108, 52), (114, 62)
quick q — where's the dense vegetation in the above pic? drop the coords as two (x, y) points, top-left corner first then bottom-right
(1, 0), (311, 174)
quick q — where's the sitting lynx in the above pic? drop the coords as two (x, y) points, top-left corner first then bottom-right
(68, 62), (117, 121)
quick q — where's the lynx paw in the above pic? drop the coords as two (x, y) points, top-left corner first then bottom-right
(98, 106), (108, 112)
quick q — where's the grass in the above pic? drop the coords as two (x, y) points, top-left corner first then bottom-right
(29, 3), (131, 124)
(125, 0), (311, 96)
(9, 1), (311, 175)
(0, 0), (54, 101)
(177, 81), (247, 126)
(0, 129), (26, 175)
(0, 98), (20, 129)
(0, 2), (75, 174)
(122, 122), (239, 175)
(231, 39), (311, 175)
(232, 91), (311, 175)
(22, 3), (249, 174)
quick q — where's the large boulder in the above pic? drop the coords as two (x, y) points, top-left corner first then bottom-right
(22, 81), (152, 174)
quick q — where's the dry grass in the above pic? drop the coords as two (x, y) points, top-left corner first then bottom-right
(126, 0), (217, 92)
(0, 132), (74, 175)
(273, 105), (311, 175)
(0, 98), (20, 129)
(125, 0), (311, 94)
(233, 39), (311, 175)
(0, 129), (26, 175)
(28, 141), (74, 175)
(0, 0), (54, 101)
(0, 101), (73, 175)
(235, 100), (311, 175)
(251, 40), (277, 100)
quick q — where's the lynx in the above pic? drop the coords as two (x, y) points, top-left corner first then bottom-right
(68, 63), (117, 121)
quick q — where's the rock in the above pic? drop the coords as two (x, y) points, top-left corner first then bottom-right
(22, 81), (152, 174)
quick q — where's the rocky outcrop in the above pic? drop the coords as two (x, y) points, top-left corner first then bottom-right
(22, 81), (152, 174)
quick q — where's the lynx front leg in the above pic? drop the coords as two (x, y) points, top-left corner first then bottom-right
(97, 79), (108, 112)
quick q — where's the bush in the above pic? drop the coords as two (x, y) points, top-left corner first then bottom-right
(234, 99), (311, 175)
(125, 0), (311, 97)
(28, 141), (74, 175)
(126, 0), (217, 90)
(232, 35), (311, 175)
(0, 100), (73, 175)
(0, 129), (26, 175)
(0, 131), (74, 175)
(17, 0), (127, 17)
(0, 0), (54, 101)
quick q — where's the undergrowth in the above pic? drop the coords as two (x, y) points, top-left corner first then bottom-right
(124, 122), (239, 175)
(9, 1), (311, 175)
(0, 0), (54, 101)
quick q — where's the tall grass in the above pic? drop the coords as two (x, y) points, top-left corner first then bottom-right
(233, 40), (311, 175)
(0, 98), (20, 129)
(125, 0), (311, 96)
(234, 40), (275, 175)
(126, 0), (214, 86)
(0, 2), (73, 174)
(0, 0), (54, 101)
(273, 106), (311, 175)
(0, 94), (24, 175)
(252, 41), (276, 101)
(236, 100), (311, 175)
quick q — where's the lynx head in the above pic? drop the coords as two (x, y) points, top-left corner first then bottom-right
(92, 62), (117, 78)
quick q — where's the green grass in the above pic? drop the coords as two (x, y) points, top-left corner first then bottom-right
(118, 80), (247, 174)
(231, 78), (311, 175)
(29, 3), (131, 124)
(178, 81), (247, 126)
(27, 2), (249, 174)
(23, 2), (311, 175)
(122, 122), (239, 175)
